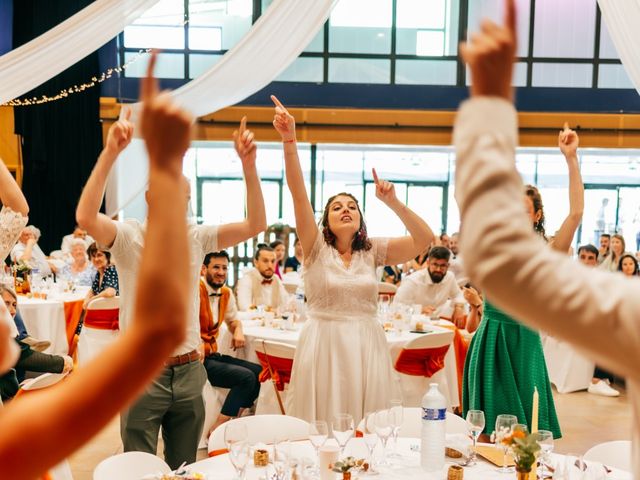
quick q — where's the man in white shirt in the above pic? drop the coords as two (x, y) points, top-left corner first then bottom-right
(236, 244), (290, 312)
(455, 1), (640, 475)
(394, 246), (465, 325)
(199, 251), (262, 435)
(76, 112), (266, 469)
(60, 225), (94, 255)
(10, 226), (54, 275)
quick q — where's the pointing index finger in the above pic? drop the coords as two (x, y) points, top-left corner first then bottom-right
(141, 50), (159, 103)
(372, 168), (380, 185)
(504, 0), (516, 35)
(270, 95), (289, 113)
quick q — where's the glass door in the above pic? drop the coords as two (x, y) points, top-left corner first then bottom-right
(617, 187), (640, 252)
(579, 188), (618, 246)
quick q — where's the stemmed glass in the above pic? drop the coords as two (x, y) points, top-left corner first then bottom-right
(537, 430), (554, 479)
(378, 295), (391, 319)
(494, 414), (517, 474)
(374, 410), (393, 466)
(362, 412), (379, 475)
(332, 413), (355, 456)
(308, 420), (329, 474)
(388, 400), (403, 458)
(224, 423), (249, 480)
(465, 409), (485, 465)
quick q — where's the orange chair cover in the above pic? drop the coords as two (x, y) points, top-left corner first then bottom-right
(208, 448), (229, 457)
(83, 308), (119, 330)
(255, 351), (293, 391)
(439, 324), (470, 405)
(63, 299), (84, 349)
(394, 345), (450, 377)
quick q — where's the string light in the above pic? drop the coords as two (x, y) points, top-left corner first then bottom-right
(3, 49), (151, 107)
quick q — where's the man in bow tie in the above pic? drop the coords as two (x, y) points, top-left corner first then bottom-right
(236, 244), (290, 312)
(199, 251), (262, 435)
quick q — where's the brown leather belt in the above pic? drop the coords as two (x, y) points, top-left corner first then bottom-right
(165, 349), (200, 367)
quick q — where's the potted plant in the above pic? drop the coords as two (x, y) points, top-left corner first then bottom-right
(501, 429), (541, 479)
(331, 457), (368, 480)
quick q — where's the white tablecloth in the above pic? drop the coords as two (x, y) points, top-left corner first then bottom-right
(188, 438), (632, 480)
(18, 287), (89, 355)
(543, 335), (595, 394)
(219, 319), (459, 409)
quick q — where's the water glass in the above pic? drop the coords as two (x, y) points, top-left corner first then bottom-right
(388, 400), (403, 458)
(332, 413), (354, 456)
(537, 430), (553, 479)
(362, 412), (379, 475)
(228, 441), (250, 480)
(374, 410), (393, 466)
(465, 409), (485, 465)
(494, 414), (517, 474)
(308, 421), (328, 473)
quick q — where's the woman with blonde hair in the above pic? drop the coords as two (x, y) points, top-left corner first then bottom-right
(600, 233), (629, 272)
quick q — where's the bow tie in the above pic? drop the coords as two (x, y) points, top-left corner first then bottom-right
(209, 292), (222, 297)
(261, 279), (273, 285)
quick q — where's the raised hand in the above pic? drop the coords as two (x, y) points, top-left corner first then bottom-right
(105, 106), (134, 155)
(271, 95), (296, 142)
(140, 52), (194, 173)
(460, 0), (517, 100)
(233, 116), (257, 168)
(372, 168), (397, 205)
(558, 122), (579, 158)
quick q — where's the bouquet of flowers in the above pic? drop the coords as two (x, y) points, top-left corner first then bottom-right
(331, 457), (369, 480)
(501, 429), (541, 472)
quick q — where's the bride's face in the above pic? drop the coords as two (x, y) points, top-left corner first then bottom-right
(327, 195), (361, 239)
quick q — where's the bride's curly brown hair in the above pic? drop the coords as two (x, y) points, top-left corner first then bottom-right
(320, 192), (372, 252)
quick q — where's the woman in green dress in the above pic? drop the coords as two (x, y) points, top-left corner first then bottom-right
(462, 125), (584, 439)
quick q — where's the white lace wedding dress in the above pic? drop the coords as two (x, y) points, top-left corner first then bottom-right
(286, 231), (399, 424)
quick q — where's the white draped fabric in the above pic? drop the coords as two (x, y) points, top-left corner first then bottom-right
(0, 0), (160, 105)
(598, 0), (640, 94)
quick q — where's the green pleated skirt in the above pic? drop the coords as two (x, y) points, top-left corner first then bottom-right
(462, 301), (561, 438)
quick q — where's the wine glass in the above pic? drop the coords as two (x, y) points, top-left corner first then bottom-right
(308, 420), (329, 474)
(332, 413), (355, 456)
(374, 410), (393, 466)
(494, 414), (517, 474)
(228, 441), (250, 480)
(362, 412), (379, 475)
(388, 400), (403, 459)
(537, 430), (554, 479)
(465, 409), (485, 465)
(378, 294), (391, 318)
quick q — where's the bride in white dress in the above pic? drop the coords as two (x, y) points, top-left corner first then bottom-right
(271, 96), (434, 424)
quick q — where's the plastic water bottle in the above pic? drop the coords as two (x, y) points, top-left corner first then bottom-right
(421, 383), (446, 471)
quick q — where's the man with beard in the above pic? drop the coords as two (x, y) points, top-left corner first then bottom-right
(199, 251), (262, 434)
(236, 244), (290, 312)
(395, 246), (466, 326)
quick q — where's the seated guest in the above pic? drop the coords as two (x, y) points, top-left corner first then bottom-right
(381, 265), (402, 285)
(394, 246), (466, 326)
(60, 225), (94, 255)
(576, 244), (619, 397)
(0, 286), (73, 401)
(58, 239), (95, 287)
(10, 226), (56, 275)
(619, 253), (639, 277)
(600, 233), (630, 272)
(270, 239), (285, 279)
(597, 233), (610, 265)
(236, 244), (289, 312)
(284, 237), (303, 273)
(462, 283), (483, 333)
(403, 246), (429, 275)
(199, 251), (262, 435)
(83, 243), (119, 309)
(439, 232), (450, 249)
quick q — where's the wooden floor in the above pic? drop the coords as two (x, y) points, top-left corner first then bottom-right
(67, 385), (632, 479)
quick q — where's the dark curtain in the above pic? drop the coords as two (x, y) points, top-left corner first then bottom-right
(13, 0), (102, 254)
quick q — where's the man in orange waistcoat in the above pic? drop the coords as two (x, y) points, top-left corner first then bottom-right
(200, 251), (262, 435)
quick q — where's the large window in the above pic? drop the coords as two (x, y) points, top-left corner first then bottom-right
(119, 0), (630, 89)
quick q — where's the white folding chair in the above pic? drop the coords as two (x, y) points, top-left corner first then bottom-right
(583, 440), (631, 471)
(77, 296), (120, 366)
(253, 339), (296, 415)
(93, 451), (171, 480)
(393, 330), (455, 408)
(378, 282), (397, 296)
(208, 415), (310, 456)
(356, 408), (466, 437)
(199, 381), (230, 449)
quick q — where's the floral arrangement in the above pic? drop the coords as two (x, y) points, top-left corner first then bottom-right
(331, 457), (368, 473)
(13, 260), (31, 276)
(501, 430), (541, 472)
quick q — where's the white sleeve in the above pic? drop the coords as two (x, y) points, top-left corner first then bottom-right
(394, 275), (419, 305)
(448, 275), (464, 304)
(224, 292), (239, 325)
(235, 275), (252, 311)
(454, 97), (640, 382)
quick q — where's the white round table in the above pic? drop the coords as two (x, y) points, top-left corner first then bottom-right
(18, 287), (89, 355)
(187, 437), (632, 480)
(218, 319), (460, 410)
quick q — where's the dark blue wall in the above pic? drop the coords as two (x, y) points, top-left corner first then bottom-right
(0, 0), (13, 55)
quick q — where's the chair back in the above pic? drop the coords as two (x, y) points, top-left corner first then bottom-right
(84, 296), (120, 331)
(93, 451), (170, 480)
(253, 340), (296, 391)
(378, 282), (397, 296)
(394, 330), (454, 377)
(208, 415), (310, 456)
(583, 440), (631, 471)
(357, 407), (466, 437)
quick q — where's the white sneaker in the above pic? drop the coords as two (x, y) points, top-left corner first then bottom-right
(588, 379), (620, 397)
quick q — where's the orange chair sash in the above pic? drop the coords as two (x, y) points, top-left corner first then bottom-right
(394, 345), (450, 377)
(63, 299), (84, 349)
(255, 351), (293, 391)
(84, 308), (119, 330)
(208, 448), (229, 457)
(439, 324), (470, 405)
